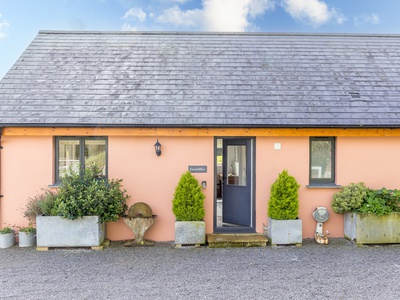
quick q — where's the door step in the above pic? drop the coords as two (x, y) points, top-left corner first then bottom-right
(207, 233), (267, 248)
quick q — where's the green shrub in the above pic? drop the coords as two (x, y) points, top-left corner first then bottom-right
(358, 188), (400, 216)
(331, 183), (368, 213)
(268, 170), (300, 220)
(19, 225), (36, 233)
(24, 189), (58, 222)
(53, 165), (129, 223)
(358, 190), (392, 216)
(0, 227), (13, 234)
(333, 184), (400, 216)
(172, 171), (205, 221)
(374, 188), (400, 212)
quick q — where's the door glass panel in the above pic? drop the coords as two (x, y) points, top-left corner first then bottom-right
(226, 145), (246, 186)
(216, 139), (223, 199)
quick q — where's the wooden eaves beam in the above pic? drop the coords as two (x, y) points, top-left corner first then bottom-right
(3, 127), (400, 137)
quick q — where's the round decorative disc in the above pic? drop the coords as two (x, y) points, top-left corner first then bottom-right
(313, 207), (330, 223)
(128, 202), (153, 218)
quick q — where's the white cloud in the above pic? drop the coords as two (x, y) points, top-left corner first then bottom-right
(158, 0), (190, 3)
(123, 7), (147, 22)
(249, 0), (275, 18)
(0, 14), (10, 40)
(368, 14), (380, 24)
(281, 0), (345, 27)
(203, 0), (275, 31)
(202, 0), (251, 31)
(122, 23), (139, 31)
(156, 0), (275, 32)
(354, 13), (380, 27)
(333, 8), (346, 25)
(157, 5), (202, 27)
(122, 7), (147, 31)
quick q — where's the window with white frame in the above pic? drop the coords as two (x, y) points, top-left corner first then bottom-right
(55, 137), (107, 183)
(309, 137), (335, 185)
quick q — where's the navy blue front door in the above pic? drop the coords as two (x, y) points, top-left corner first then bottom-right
(222, 138), (253, 227)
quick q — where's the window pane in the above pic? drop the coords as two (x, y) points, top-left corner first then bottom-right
(58, 140), (80, 178)
(226, 145), (246, 186)
(311, 140), (332, 179)
(85, 139), (106, 177)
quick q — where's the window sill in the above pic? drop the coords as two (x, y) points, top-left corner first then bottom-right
(306, 184), (342, 189)
(48, 183), (61, 189)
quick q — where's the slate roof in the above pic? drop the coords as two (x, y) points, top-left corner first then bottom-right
(1, 31), (400, 128)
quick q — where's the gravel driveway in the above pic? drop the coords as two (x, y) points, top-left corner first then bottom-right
(0, 238), (399, 299)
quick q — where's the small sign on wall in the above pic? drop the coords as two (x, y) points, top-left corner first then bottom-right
(188, 166), (207, 173)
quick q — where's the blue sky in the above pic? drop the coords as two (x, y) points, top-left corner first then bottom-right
(1, 0), (400, 79)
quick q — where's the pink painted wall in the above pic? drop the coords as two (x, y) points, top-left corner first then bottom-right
(2, 134), (400, 241)
(0, 136), (53, 229)
(106, 136), (214, 242)
(257, 136), (400, 239)
(0, 135), (214, 242)
(256, 137), (342, 238)
(337, 137), (400, 189)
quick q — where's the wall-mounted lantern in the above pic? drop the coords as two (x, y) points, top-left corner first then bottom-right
(154, 139), (162, 157)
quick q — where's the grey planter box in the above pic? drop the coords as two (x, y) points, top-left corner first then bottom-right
(344, 212), (400, 245)
(0, 231), (15, 249)
(175, 221), (205, 247)
(36, 216), (105, 248)
(267, 217), (302, 246)
(18, 231), (36, 247)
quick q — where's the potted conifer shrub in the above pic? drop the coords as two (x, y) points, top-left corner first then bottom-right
(172, 171), (206, 247)
(267, 169), (302, 246)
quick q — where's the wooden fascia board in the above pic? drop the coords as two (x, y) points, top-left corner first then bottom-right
(3, 127), (400, 137)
